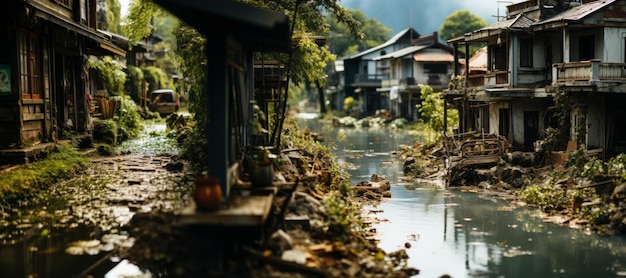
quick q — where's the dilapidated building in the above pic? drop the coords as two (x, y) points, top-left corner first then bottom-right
(446, 0), (626, 160)
(0, 0), (125, 162)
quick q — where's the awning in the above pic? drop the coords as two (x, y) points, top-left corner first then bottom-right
(152, 0), (291, 52)
(28, 1), (126, 57)
(414, 51), (454, 62)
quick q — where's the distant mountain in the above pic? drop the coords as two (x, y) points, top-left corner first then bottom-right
(340, 0), (507, 36)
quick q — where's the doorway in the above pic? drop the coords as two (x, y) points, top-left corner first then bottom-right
(524, 111), (539, 150)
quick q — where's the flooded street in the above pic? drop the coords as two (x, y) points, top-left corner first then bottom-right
(0, 121), (190, 277)
(297, 113), (626, 278)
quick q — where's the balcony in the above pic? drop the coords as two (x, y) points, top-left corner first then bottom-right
(465, 71), (509, 88)
(552, 60), (626, 87)
(380, 77), (419, 88)
(353, 74), (384, 87)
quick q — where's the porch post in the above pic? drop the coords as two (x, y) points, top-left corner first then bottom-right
(563, 28), (570, 63)
(453, 42), (459, 76)
(463, 42), (470, 133)
(206, 35), (229, 199)
(443, 98), (448, 136)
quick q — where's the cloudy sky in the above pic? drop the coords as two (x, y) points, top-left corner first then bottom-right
(339, 0), (519, 35)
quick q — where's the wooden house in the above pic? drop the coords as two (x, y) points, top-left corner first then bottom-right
(151, 0), (291, 198)
(0, 0), (125, 162)
(446, 0), (626, 156)
(375, 32), (457, 120)
(334, 28), (420, 115)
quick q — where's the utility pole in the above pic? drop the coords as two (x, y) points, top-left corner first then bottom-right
(492, 0), (514, 21)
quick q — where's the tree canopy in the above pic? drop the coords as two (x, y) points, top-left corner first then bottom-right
(438, 10), (488, 41)
(326, 9), (391, 57)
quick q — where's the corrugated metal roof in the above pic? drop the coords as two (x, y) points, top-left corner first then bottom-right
(468, 13), (534, 35)
(535, 0), (616, 25)
(373, 45), (427, 60)
(342, 28), (419, 60)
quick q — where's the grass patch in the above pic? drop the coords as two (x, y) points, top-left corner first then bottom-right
(0, 143), (88, 209)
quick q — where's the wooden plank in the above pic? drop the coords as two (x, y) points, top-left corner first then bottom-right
(175, 192), (275, 227)
(23, 113), (45, 121)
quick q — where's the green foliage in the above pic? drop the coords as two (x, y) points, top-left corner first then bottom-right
(89, 57), (126, 96)
(343, 96), (359, 113)
(564, 148), (591, 173)
(93, 119), (118, 146)
(608, 154), (626, 182)
(127, 65), (144, 102)
(143, 66), (170, 93)
(417, 85), (459, 140)
(324, 192), (365, 243)
(580, 157), (605, 179)
(439, 10), (488, 41)
(124, 0), (166, 43)
(291, 35), (336, 86)
(242, 0), (361, 86)
(106, 0), (123, 34)
(326, 9), (389, 56)
(519, 184), (568, 211)
(174, 24), (209, 175)
(113, 95), (143, 141)
(0, 143), (87, 208)
(439, 10), (488, 56)
(575, 115), (587, 148)
(545, 89), (571, 151)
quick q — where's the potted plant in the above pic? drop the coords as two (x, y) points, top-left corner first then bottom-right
(246, 146), (275, 187)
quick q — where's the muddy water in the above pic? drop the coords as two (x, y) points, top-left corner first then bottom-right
(0, 121), (187, 277)
(297, 113), (626, 278)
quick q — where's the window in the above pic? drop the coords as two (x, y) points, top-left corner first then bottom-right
(491, 44), (507, 71)
(52, 0), (72, 9)
(520, 38), (533, 68)
(19, 30), (41, 99)
(423, 63), (447, 74)
(579, 35), (595, 61)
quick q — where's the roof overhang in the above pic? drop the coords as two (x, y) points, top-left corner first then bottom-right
(414, 51), (454, 62)
(28, 1), (126, 57)
(152, 0), (291, 52)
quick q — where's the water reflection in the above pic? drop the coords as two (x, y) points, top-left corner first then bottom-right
(297, 114), (626, 278)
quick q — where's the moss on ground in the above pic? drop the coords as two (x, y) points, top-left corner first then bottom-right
(0, 143), (87, 209)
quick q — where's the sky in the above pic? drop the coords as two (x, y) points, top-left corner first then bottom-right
(118, 0), (520, 36)
(339, 0), (519, 35)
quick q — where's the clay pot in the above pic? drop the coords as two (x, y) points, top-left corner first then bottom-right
(194, 176), (222, 211)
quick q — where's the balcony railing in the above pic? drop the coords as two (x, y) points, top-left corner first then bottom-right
(354, 74), (384, 84)
(381, 77), (418, 88)
(455, 70), (509, 89)
(552, 60), (626, 85)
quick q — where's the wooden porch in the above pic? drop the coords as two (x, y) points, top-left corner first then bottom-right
(553, 60), (626, 87)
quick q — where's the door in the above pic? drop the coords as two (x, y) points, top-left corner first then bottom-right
(499, 108), (510, 140)
(524, 111), (539, 151)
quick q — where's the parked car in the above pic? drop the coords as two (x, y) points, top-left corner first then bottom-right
(148, 89), (180, 115)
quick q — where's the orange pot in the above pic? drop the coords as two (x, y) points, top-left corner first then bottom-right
(194, 177), (222, 211)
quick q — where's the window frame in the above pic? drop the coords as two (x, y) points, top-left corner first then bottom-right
(18, 29), (42, 100)
(519, 38), (533, 68)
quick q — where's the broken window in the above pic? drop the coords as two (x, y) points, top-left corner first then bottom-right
(579, 34), (595, 61)
(490, 44), (507, 71)
(19, 29), (41, 100)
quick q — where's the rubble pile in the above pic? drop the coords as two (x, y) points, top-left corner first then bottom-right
(400, 135), (626, 235)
